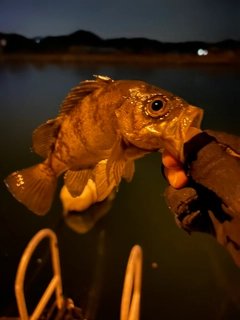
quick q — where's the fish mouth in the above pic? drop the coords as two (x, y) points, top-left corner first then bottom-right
(184, 107), (203, 139)
(180, 105), (204, 161)
(162, 105), (204, 162)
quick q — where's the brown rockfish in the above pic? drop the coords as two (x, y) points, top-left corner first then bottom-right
(4, 75), (203, 215)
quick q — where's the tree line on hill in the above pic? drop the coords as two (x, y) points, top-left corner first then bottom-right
(0, 30), (239, 55)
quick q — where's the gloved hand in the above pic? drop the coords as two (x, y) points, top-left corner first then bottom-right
(163, 130), (240, 267)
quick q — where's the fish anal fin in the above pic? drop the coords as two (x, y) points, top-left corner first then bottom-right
(93, 160), (117, 202)
(4, 163), (57, 215)
(32, 118), (61, 158)
(64, 168), (93, 197)
(59, 75), (113, 116)
(122, 160), (135, 182)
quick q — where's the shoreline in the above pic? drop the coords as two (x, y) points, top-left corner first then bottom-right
(0, 52), (239, 66)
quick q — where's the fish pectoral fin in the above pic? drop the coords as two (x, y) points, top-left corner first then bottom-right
(64, 168), (93, 197)
(106, 133), (128, 186)
(108, 159), (126, 186)
(122, 160), (135, 183)
(32, 118), (61, 158)
(92, 160), (116, 202)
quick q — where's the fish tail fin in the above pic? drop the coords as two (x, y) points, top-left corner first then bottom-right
(4, 163), (57, 215)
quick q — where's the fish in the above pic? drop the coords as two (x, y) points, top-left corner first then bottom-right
(4, 75), (203, 215)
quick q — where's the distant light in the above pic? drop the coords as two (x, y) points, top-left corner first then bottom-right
(197, 49), (208, 56)
(0, 39), (7, 46)
(35, 38), (41, 44)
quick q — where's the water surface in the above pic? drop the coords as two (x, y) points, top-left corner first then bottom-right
(1, 63), (240, 319)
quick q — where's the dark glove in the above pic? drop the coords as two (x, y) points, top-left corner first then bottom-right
(164, 130), (240, 266)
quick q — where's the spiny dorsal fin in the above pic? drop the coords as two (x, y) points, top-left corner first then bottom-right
(59, 75), (114, 116)
(93, 75), (113, 83)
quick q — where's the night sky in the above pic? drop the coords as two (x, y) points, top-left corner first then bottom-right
(0, 0), (239, 42)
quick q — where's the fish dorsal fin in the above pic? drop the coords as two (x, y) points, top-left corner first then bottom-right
(59, 75), (114, 116)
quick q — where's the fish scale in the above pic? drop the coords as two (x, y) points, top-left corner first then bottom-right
(4, 75), (203, 215)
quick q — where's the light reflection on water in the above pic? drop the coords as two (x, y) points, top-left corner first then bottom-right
(0, 63), (240, 319)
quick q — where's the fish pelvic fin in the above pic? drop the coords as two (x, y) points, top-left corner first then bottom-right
(64, 168), (93, 197)
(32, 118), (61, 158)
(59, 75), (113, 116)
(4, 163), (57, 215)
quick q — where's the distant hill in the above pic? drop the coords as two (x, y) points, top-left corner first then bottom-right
(0, 32), (37, 52)
(0, 30), (239, 54)
(39, 30), (103, 52)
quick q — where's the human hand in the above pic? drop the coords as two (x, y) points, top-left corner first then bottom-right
(164, 129), (240, 267)
(162, 127), (202, 188)
(162, 149), (188, 188)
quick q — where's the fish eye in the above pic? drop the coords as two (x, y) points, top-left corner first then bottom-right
(146, 97), (168, 118)
(151, 100), (163, 111)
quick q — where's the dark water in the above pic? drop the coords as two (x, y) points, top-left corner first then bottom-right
(1, 63), (240, 319)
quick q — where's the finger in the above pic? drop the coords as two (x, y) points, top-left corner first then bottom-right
(164, 167), (188, 188)
(162, 149), (183, 169)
